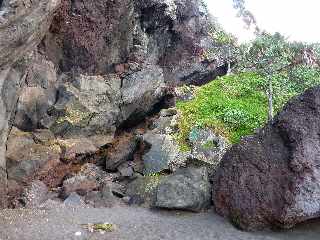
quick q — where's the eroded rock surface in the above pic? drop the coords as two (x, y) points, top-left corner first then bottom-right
(0, 0), (60, 207)
(213, 86), (320, 230)
(152, 167), (211, 212)
(0, 0), (231, 208)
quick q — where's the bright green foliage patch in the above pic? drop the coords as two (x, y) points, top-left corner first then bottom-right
(176, 71), (320, 146)
(176, 72), (267, 145)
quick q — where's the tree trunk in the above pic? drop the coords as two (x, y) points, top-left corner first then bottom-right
(226, 47), (232, 75)
(227, 62), (231, 75)
(267, 76), (274, 121)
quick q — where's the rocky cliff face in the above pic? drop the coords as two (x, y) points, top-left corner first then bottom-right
(0, 0), (60, 207)
(42, 0), (225, 83)
(0, 0), (229, 207)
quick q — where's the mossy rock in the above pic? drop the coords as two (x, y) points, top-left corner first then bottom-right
(126, 174), (165, 204)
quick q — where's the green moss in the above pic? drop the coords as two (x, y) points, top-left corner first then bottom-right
(177, 72), (268, 145)
(177, 71), (320, 147)
(56, 106), (93, 126)
(202, 140), (218, 150)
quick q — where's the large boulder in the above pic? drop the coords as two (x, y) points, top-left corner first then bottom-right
(6, 127), (61, 183)
(152, 167), (211, 212)
(143, 133), (187, 175)
(49, 74), (121, 146)
(14, 52), (59, 131)
(213, 86), (320, 230)
(105, 134), (139, 171)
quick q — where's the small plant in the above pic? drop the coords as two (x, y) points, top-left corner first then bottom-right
(202, 140), (218, 150)
(221, 108), (249, 127)
(82, 223), (116, 233)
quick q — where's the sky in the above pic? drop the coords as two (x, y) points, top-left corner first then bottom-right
(204, 0), (320, 43)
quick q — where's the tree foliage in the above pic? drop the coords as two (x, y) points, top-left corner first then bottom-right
(232, 0), (259, 33)
(176, 0), (320, 146)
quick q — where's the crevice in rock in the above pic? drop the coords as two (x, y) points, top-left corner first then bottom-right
(117, 93), (175, 132)
(181, 63), (229, 86)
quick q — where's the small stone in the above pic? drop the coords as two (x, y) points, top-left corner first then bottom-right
(105, 134), (139, 171)
(62, 175), (98, 197)
(101, 183), (117, 207)
(118, 163), (134, 178)
(115, 64), (126, 73)
(64, 192), (86, 208)
(23, 180), (48, 208)
(39, 199), (63, 210)
(58, 138), (98, 161)
(122, 196), (131, 204)
(160, 108), (177, 117)
(143, 133), (187, 174)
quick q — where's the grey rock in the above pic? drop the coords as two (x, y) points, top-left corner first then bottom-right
(152, 167), (211, 212)
(126, 175), (164, 205)
(47, 0), (228, 83)
(159, 108), (178, 117)
(175, 85), (198, 101)
(14, 52), (58, 131)
(121, 65), (167, 121)
(63, 192), (86, 208)
(143, 133), (187, 174)
(62, 175), (98, 198)
(150, 111), (180, 135)
(122, 196), (131, 205)
(110, 182), (126, 198)
(213, 86), (320, 230)
(79, 163), (107, 184)
(118, 163), (134, 178)
(32, 129), (56, 144)
(57, 138), (99, 161)
(0, 0), (60, 68)
(23, 181), (48, 208)
(49, 74), (121, 146)
(0, 66), (30, 207)
(85, 183), (123, 207)
(189, 127), (230, 173)
(101, 183), (117, 207)
(0, 0), (60, 206)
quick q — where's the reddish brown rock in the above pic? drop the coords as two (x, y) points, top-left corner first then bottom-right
(105, 134), (139, 171)
(213, 86), (320, 230)
(6, 127), (61, 183)
(62, 175), (98, 197)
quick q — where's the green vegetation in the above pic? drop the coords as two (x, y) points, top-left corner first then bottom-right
(202, 139), (219, 150)
(177, 68), (320, 146)
(176, 72), (268, 145)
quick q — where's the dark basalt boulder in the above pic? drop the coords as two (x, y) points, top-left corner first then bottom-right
(213, 86), (320, 230)
(152, 167), (211, 212)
